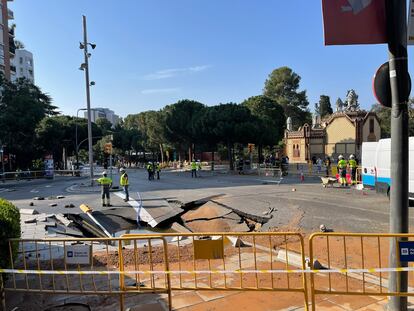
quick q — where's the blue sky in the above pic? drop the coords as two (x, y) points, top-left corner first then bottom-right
(10, 0), (411, 117)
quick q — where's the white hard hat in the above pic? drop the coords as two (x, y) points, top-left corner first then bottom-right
(338, 155), (344, 160)
(120, 168), (125, 172)
(349, 154), (355, 159)
(102, 171), (107, 175)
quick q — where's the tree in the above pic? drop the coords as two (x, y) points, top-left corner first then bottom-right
(242, 95), (286, 162)
(373, 99), (414, 138)
(35, 115), (101, 168)
(124, 110), (166, 161)
(163, 99), (205, 161)
(316, 95), (333, 117)
(263, 66), (311, 129)
(0, 75), (57, 169)
(197, 103), (258, 170)
(95, 118), (113, 136)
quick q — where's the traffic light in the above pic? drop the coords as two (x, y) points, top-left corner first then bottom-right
(104, 143), (112, 154)
(248, 143), (255, 153)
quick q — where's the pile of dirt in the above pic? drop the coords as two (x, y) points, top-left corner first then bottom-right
(182, 201), (250, 232)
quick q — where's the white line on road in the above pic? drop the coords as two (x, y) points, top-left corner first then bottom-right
(114, 191), (158, 227)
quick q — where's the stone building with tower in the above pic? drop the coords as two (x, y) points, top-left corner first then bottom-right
(284, 90), (381, 163)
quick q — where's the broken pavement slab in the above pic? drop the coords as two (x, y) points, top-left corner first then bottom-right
(114, 192), (183, 227)
(20, 208), (39, 215)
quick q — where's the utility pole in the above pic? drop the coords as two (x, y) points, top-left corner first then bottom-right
(387, 1), (409, 310)
(82, 15), (94, 186)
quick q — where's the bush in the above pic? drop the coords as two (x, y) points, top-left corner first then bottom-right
(0, 198), (21, 270)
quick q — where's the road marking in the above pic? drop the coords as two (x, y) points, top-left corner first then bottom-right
(114, 192), (158, 227)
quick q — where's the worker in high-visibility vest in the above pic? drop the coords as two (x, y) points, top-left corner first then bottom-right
(348, 154), (357, 185)
(119, 168), (129, 201)
(191, 159), (197, 178)
(97, 171), (112, 207)
(337, 155), (348, 187)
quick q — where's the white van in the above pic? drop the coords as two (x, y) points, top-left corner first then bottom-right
(362, 138), (414, 200)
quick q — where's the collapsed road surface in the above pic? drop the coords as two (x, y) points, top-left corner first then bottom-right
(1, 168), (412, 240)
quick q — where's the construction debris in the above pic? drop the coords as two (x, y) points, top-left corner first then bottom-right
(20, 208), (39, 215)
(49, 203), (58, 207)
(65, 203), (75, 208)
(33, 197), (44, 200)
(56, 195), (65, 199)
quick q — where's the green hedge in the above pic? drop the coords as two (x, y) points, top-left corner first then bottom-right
(0, 198), (21, 270)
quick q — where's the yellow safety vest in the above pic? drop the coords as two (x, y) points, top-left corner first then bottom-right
(338, 160), (347, 169)
(191, 162), (197, 169)
(97, 177), (112, 185)
(348, 159), (357, 168)
(120, 173), (129, 186)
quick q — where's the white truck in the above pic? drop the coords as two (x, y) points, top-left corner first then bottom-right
(361, 137), (414, 200)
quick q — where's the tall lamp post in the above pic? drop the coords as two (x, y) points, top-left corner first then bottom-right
(79, 15), (96, 186)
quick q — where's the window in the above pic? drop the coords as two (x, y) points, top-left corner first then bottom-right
(19, 68), (23, 74)
(369, 118), (374, 133)
(19, 57), (22, 64)
(0, 26), (3, 45)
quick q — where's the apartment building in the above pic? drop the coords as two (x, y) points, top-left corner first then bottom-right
(11, 49), (34, 82)
(84, 108), (120, 127)
(0, 0), (14, 80)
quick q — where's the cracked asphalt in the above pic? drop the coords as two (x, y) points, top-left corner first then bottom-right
(0, 168), (407, 233)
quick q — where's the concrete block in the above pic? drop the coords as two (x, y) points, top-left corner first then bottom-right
(20, 209), (39, 215)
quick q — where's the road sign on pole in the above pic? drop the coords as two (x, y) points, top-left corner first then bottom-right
(386, 1), (410, 310)
(322, 0), (387, 45)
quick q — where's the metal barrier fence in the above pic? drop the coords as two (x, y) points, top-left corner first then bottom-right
(122, 232), (309, 310)
(309, 232), (414, 311)
(2, 232), (309, 311)
(2, 236), (171, 311)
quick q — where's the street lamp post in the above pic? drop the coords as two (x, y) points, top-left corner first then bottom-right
(80, 15), (96, 186)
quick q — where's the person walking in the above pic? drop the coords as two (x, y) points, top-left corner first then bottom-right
(156, 162), (161, 180)
(119, 168), (129, 201)
(97, 171), (112, 207)
(337, 155), (348, 187)
(191, 159), (197, 178)
(316, 157), (322, 174)
(348, 154), (357, 185)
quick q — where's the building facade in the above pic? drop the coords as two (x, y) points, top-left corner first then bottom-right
(84, 108), (120, 127)
(11, 48), (34, 82)
(284, 110), (381, 163)
(0, 0), (13, 80)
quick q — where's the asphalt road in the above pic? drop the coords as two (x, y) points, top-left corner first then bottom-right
(0, 168), (410, 233)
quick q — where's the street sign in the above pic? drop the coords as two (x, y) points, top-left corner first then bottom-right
(65, 244), (92, 265)
(373, 62), (411, 108)
(409, 0), (414, 44)
(322, 0), (387, 45)
(398, 241), (414, 262)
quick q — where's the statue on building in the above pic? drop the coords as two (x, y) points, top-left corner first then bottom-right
(312, 103), (321, 128)
(344, 89), (359, 112)
(335, 98), (344, 112)
(286, 117), (293, 131)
